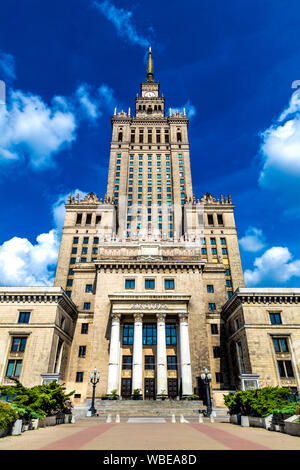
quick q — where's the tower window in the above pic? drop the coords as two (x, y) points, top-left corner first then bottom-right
(269, 313), (282, 325)
(86, 213), (92, 225)
(76, 213), (82, 225)
(211, 324), (218, 335)
(217, 214), (224, 225)
(118, 132), (123, 142)
(177, 132), (182, 142)
(208, 214), (214, 225)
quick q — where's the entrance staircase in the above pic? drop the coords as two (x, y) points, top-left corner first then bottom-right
(73, 399), (228, 420)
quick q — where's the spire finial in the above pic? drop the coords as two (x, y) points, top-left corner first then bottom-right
(147, 46), (154, 82)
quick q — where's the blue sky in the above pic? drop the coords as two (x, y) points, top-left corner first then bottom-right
(0, 0), (300, 287)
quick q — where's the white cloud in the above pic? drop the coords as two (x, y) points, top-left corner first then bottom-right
(171, 100), (197, 120)
(258, 90), (300, 215)
(239, 226), (266, 252)
(0, 230), (59, 286)
(0, 189), (89, 287)
(0, 82), (117, 169)
(0, 89), (77, 168)
(94, 0), (150, 47)
(244, 246), (300, 286)
(0, 51), (16, 81)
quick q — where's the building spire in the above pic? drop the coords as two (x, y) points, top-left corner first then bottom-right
(146, 46), (154, 82)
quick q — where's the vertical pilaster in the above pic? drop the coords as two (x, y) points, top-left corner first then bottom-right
(131, 313), (143, 397)
(156, 313), (168, 397)
(106, 313), (121, 396)
(179, 313), (193, 397)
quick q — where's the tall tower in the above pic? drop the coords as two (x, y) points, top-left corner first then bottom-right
(54, 49), (245, 404)
(106, 47), (193, 240)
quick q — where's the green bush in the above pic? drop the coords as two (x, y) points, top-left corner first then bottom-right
(0, 379), (74, 421)
(0, 402), (18, 431)
(224, 387), (293, 418)
(272, 402), (300, 416)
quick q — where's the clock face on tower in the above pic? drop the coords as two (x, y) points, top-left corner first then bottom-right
(145, 91), (155, 97)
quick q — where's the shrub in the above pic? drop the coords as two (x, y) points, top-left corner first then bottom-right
(0, 379), (74, 421)
(224, 387), (293, 418)
(0, 402), (18, 431)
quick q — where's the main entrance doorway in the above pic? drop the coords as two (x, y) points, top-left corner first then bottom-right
(144, 378), (155, 399)
(168, 378), (178, 398)
(121, 378), (132, 399)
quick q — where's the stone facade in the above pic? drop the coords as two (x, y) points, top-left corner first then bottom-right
(0, 50), (299, 408)
(222, 288), (300, 393)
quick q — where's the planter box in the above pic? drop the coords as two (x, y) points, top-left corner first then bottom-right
(249, 415), (273, 430)
(11, 419), (22, 435)
(284, 415), (300, 437)
(229, 415), (239, 425)
(38, 416), (56, 427)
(241, 416), (249, 427)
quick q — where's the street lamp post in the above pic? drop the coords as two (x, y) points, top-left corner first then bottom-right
(201, 368), (212, 416)
(89, 368), (100, 416)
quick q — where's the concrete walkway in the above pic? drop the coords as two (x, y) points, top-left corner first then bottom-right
(0, 418), (299, 450)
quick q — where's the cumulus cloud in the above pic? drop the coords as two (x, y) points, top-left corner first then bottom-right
(0, 51), (16, 81)
(244, 246), (300, 286)
(94, 0), (150, 47)
(0, 82), (117, 169)
(171, 100), (197, 120)
(239, 226), (266, 252)
(258, 89), (300, 215)
(0, 90), (77, 168)
(0, 188), (88, 287)
(0, 230), (59, 286)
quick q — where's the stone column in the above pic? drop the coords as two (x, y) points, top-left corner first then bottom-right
(131, 313), (143, 398)
(106, 313), (121, 396)
(179, 313), (193, 398)
(156, 312), (168, 398)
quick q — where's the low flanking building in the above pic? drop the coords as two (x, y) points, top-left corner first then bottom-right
(222, 288), (300, 393)
(0, 287), (77, 388)
(0, 50), (299, 407)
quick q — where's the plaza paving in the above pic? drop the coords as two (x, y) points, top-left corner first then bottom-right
(0, 417), (299, 450)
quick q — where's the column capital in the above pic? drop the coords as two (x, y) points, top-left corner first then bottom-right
(133, 312), (143, 322)
(111, 313), (121, 322)
(156, 312), (166, 322)
(178, 312), (189, 323)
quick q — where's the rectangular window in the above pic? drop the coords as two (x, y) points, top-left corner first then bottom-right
(201, 248), (207, 255)
(220, 238), (226, 245)
(167, 356), (177, 370)
(222, 248), (228, 255)
(11, 337), (27, 352)
(86, 213), (92, 225)
(273, 337), (289, 353)
(217, 214), (224, 225)
(72, 247), (77, 254)
(83, 303), (91, 310)
(210, 237), (216, 245)
(211, 248), (217, 255)
(143, 324), (157, 345)
(76, 213), (82, 225)
(18, 312), (30, 324)
(122, 356), (133, 370)
(166, 324), (176, 345)
(6, 360), (22, 378)
(277, 360), (294, 378)
(93, 237), (99, 244)
(207, 285), (214, 293)
(165, 279), (175, 290)
(211, 324), (218, 335)
(213, 346), (221, 358)
(215, 372), (223, 383)
(78, 346), (86, 358)
(83, 237), (89, 244)
(67, 279), (73, 287)
(81, 323), (89, 334)
(145, 356), (155, 370)
(85, 284), (93, 293)
(123, 324), (134, 345)
(270, 313), (282, 325)
(82, 247), (88, 254)
(208, 214), (214, 225)
(73, 237), (79, 244)
(145, 279), (155, 289)
(209, 303), (216, 311)
(226, 280), (232, 287)
(125, 279), (135, 289)
(76, 372), (84, 382)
